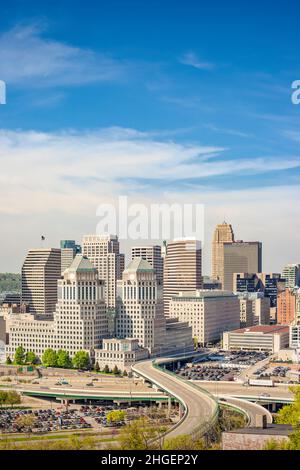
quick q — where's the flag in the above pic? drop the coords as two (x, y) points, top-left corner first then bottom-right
(41, 235), (45, 241)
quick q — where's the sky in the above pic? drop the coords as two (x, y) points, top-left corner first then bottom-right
(0, 0), (300, 274)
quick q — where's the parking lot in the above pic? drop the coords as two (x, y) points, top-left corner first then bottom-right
(0, 408), (92, 434)
(211, 350), (269, 366)
(176, 364), (241, 381)
(0, 400), (177, 434)
(174, 350), (270, 382)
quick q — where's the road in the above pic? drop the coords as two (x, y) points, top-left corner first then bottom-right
(196, 381), (293, 401)
(219, 396), (273, 426)
(132, 359), (218, 438)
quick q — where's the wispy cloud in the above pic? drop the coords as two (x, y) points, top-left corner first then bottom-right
(179, 52), (215, 71)
(0, 126), (299, 217)
(0, 23), (130, 87)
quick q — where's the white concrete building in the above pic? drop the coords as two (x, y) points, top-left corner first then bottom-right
(82, 235), (125, 310)
(163, 239), (203, 317)
(131, 245), (163, 285)
(282, 264), (300, 289)
(6, 255), (108, 359)
(169, 290), (240, 346)
(223, 325), (289, 353)
(116, 258), (194, 356)
(95, 338), (149, 372)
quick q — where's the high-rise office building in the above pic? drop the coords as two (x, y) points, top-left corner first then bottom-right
(131, 245), (163, 285)
(116, 258), (166, 355)
(21, 248), (61, 316)
(163, 239), (202, 317)
(7, 255), (108, 359)
(222, 241), (262, 291)
(233, 273), (257, 293)
(277, 288), (298, 325)
(60, 240), (81, 274)
(115, 258), (193, 356)
(256, 273), (285, 309)
(282, 264), (300, 288)
(82, 235), (125, 311)
(169, 290), (240, 346)
(212, 222), (235, 283)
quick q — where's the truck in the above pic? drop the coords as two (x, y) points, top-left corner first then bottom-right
(248, 378), (274, 387)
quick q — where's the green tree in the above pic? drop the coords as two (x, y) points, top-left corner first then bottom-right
(107, 410), (126, 423)
(5, 356), (12, 365)
(57, 350), (72, 368)
(118, 417), (167, 450)
(14, 345), (25, 365)
(5, 390), (21, 408)
(276, 386), (300, 426)
(103, 364), (110, 374)
(163, 434), (205, 450)
(113, 365), (120, 375)
(25, 351), (37, 365)
(0, 391), (8, 408)
(123, 369), (128, 377)
(94, 361), (100, 373)
(265, 386), (300, 450)
(72, 351), (90, 370)
(42, 348), (57, 367)
(15, 414), (38, 437)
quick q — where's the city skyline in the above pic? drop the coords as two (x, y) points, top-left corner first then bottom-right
(0, 1), (300, 274)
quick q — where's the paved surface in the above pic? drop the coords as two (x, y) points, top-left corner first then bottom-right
(218, 395), (273, 426)
(132, 359), (218, 438)
(195, 381), (293, 401)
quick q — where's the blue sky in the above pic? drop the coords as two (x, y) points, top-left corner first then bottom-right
(0, 0), (300, 272)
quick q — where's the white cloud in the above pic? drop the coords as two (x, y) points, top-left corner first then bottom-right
(0, 24), (130, 87)
(0, 126), (299, 218)
(179, 52), (215, 70)
(0, 126), (299, 273)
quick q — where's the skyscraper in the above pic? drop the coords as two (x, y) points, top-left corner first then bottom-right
(163, 238), (202, 317)
(212, 222), (235, 283)
(7, 255), (108, 358)
(277, 288), (298, 325)
(116, 258), (166, 354)
(21, 248), (61, 316)
(131, 245), (163, 285)
(282, 264), (300, 288)
(82, 235), (125, 335)
(115, 258), (193, 355)
(60, 240), (81, 274)
(222, 241), (262, 291)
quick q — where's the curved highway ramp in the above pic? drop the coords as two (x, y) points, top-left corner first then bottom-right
(132, 359), (219, 439)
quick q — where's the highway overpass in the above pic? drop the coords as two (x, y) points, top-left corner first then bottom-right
(132, 358), (219, 438)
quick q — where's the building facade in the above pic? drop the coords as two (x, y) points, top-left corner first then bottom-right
(222, 242), (262, 291)
(169, 290), (240, 346)
(116, 258), (194, 356)
(211, 222), (235, 285)
(277, 288), (298, 325)
(223, 325), (290, 353)
(6, 255), (108, 359)
(163, 239), (202, 317)
(282, 264), (300, 289)
(60, 240), (81, 274)
(131, 245), (163, 285)
(21, 248), (61, 316)
(82, 235), (125, 334)
(95, 338), (149, 372)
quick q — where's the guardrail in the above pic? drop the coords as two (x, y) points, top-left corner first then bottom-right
(153, 360), (219, 437)
(132, 358), (219, 439)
